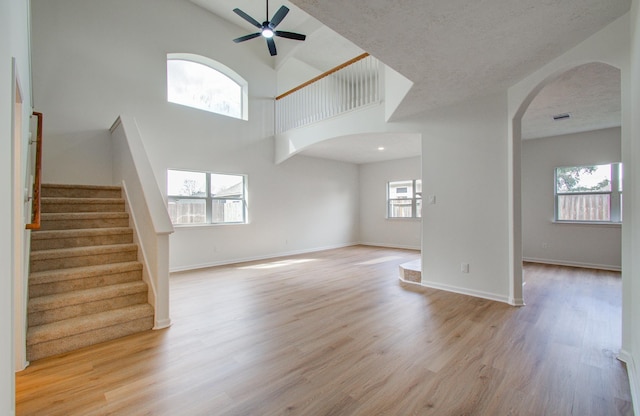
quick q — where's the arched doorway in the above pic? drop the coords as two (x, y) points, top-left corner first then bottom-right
(509, 61), (622, 306)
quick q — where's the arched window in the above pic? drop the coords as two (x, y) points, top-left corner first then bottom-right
(167, 53), (248, 120)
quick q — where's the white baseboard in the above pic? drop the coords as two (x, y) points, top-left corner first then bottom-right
(523, 257), (621, 272)
(153, 318), (172, 330)
(509, 296), (526, 306)
(618, 349), (639, 415)
(415, 279), (510, 304)
(358, 241), (421, 251)
(169, 242), (359, 273)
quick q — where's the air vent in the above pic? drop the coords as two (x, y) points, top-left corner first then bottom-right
(552, 113), (571, 121)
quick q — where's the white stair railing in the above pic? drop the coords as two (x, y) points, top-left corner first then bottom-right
(275, 53), (381, 134)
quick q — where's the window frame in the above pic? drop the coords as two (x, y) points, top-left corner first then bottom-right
(554, 162), (622, 224)
(166, 53), (249, 120)
(387, 179), (422, 219)
(167, 169), (248, 226)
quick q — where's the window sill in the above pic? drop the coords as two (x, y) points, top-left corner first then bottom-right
(386, 217), (422, 221)
(552, 220), (621, 228)
(172, 222), (247, 229)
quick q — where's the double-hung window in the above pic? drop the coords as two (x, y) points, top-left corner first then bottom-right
(387, 179), (422, 218)
(555, 163), (622, 223)
(167, 169), (247, 225)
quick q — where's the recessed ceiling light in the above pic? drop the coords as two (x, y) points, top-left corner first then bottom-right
(378, 146), (385, 151)
(552, 112), (571, 121)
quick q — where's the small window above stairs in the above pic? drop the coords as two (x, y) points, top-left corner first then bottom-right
(27, 184), (154, 362)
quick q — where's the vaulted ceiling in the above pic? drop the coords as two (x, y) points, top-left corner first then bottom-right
(191, 0), (629, 163)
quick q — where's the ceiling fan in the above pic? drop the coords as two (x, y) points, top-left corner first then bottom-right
(232, 0), (306, 56)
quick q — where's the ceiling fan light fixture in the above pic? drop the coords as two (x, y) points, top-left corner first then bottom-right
(552, 112), (571, 121)
(232, 1), (306, 56)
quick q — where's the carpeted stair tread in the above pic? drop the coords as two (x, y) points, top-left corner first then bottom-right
(30, 227), (133, 250)
(40, 212), (129, 221)
(30, 243), (138, 261)
(41, 197), (126, 213)
(31, 227), (132, 241)
(29, 261), (142, 285)
(41, 184), (122, 199)
(27, 304), (154, 345)
(30, 244), (139, 272)
(29, 262), (143, 298)
(42, 197), (124, 204)
(38, 212), (130, 231)
(29, 281), (149, 313)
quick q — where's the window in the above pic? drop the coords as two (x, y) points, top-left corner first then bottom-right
(388, 180), (422, 218)
(555, 163), (622, 223)
(167, 53), (248, 120)
(167, 169), (247, 225)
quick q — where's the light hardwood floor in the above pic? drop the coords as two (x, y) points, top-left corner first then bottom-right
(16, 246), (633, 415)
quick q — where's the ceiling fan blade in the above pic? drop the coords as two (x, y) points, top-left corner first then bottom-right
(266, 37), (277, 56)
(270, 5), (289, 28)
(275, 31), (306, 41)
(233, 33), (262, 43)
(233, 8), (262, 29)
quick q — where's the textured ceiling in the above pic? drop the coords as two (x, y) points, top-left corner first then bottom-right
(190, 0), (628, 163)
(289, 0), (630, 120)
(521, 63), (621, 140)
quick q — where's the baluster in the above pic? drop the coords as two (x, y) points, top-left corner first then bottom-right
(365, 57), (370, 105)
(359, 60), (363, 106)
(373, 57), (377, 102)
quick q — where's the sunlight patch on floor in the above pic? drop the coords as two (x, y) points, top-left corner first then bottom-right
(355, 256), (403, 265)
(237, 258), (318, 270)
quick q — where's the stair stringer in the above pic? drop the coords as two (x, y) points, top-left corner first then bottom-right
(120, 181), (159, 325)
(110, 116), (174, 330)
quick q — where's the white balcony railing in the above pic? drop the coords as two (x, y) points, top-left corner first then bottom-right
(275, 53), (381, 134)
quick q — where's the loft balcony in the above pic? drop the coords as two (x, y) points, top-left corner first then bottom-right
(274, 53), (414, 163)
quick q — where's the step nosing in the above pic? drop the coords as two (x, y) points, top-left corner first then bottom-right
(29, 262), (143, 284)
(29, 282), (148, 309)
(31, 227), (132, 240)
(41, 212), (129, 218)
(30, 244), (138, 260)
(42, 184), (122, 190)
(42, 197), (124, 202)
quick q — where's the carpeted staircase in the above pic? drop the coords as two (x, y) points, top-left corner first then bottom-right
(27, 184), (154, 361)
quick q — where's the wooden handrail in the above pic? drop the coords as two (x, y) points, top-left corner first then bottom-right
(275, 53), (370, 101)
(26, 111), (43, 230)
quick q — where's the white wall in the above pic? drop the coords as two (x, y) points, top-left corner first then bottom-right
(276, 57), (322, 95)
(1, 0), (32, 412)
(31, 0), (359, 271)
(418, 93), (511, 302)
(627, 0), (640, 411)
(170, 152), (359, 271)
(359, 156), (421, 249)
(522, 128), (622, 270)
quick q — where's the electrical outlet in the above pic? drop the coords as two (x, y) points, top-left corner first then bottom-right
(461, 263), (469, 273)
(542, 242), (549, 249)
